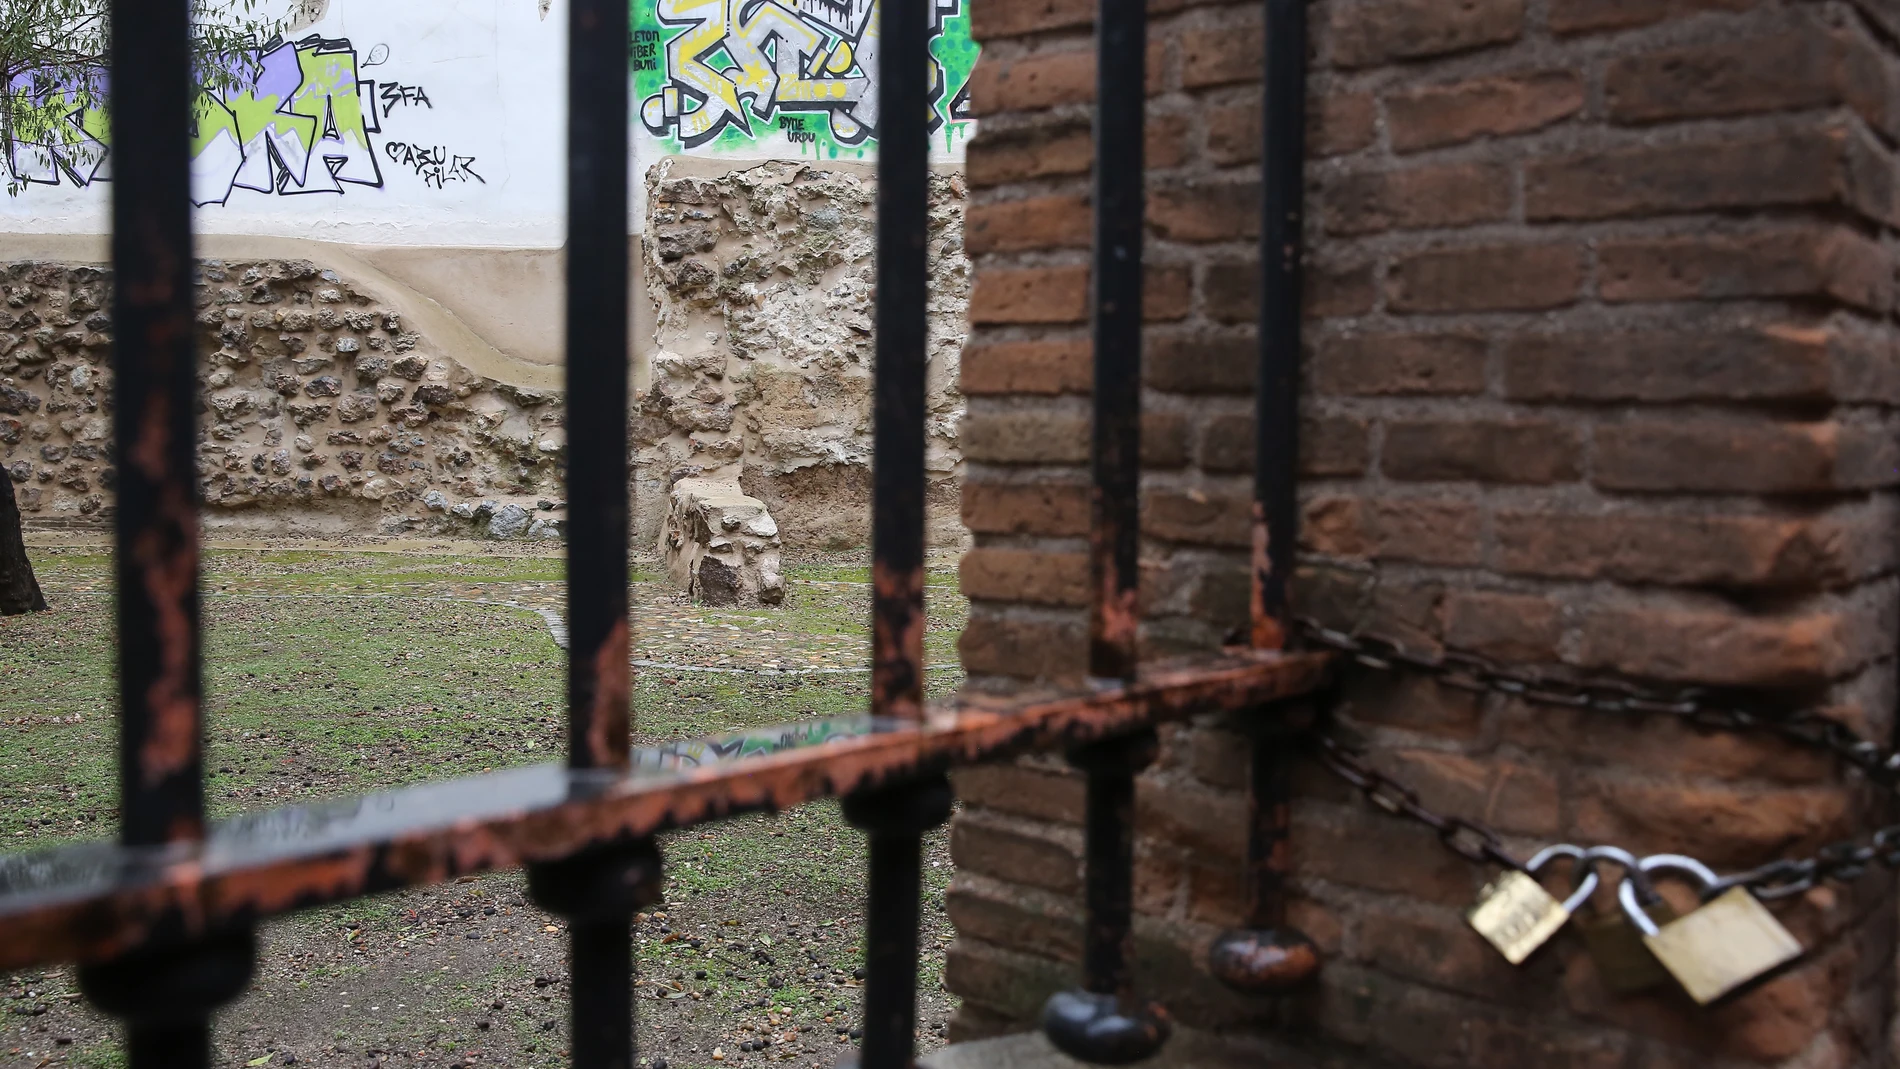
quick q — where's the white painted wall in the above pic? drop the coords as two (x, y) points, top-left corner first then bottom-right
(3, 0), (573, 247)
(0, 0), (977, 249)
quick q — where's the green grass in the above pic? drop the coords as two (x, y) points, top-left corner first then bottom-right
(0, 543), (967, 1067)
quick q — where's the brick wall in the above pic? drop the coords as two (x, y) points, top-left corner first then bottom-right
(949, 0), (1900, 1064)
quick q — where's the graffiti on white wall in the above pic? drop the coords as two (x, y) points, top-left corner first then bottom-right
(634, 0), (977, 156)
(4, 35), (484, 206)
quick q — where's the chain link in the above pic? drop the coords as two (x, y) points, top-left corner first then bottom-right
(1295, 618), (1900, 897)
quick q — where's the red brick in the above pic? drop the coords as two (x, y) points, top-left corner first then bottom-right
(967, 49), (1096, 116)
(950, 813), (1081, 893)
(1142, 484), (1251, 548)
(1442, 590), (1563, 663)
(970, 0), (1091, 37)
(1593, 418), (1897, 494)
(1307, 258), (1378, 319)
(945, 877), (1083, 964)
(943, 939), (1070, 1022)
(968, 266), (1087, 324)
(960, 409), (1088, 464)
(1313, 93), (1378, 158)
(1371, 498), (1483, 566)
(968, 120), (1091, 188)
(961, 338), (1091, 396)
(1184, 861), (1246, 926)
(1351, 905), (1513, 999)
(951, 761), (1086, 825)
(1314, 331), (1488, 397)
(1493, 508), (1888, 589)
(1386, 70), (1585, 153)
(1301, 495), (1372, 558)
(1146, 330), (1252, 393)
(1496, 697), (1838, 785)
(961, 479), (1090, 537)
(1291, 804), (1485, 907)
(1578, 603), (1879, 688)
(1210, 93), (1377, 163)
(1149, 180), (1260, 243)
(963, 194), (1091, 255)
(1548, 0), (1754, 36)
(1321, 163), (1512, 235)
(1142, 411), (1191, 469)
(1604, 26), (1839, 125)
(1387, 244), (1583, 313)
(1179, 21), (1263, 89)
(1337, 672), (1486, 741)
(1501, 325), (1840, 404)
(1596, 228), (1890, 312)
(1131, 850), (1183, 917)
(1382, 419), (1581, 484)
(958, 610), (1087, 679)
(1304, 496), (1483, 565)
(1573, 773), (1853, 869)
(1136, 776), (1248, 861)
(1304, 415), (1372, 477)
(1144, 264), (1192, 321)
(1206, 412), (1370, 475)
(1328, 0), (1525, 69)
(960, 548), (1090, 607)
(1524, 126), (1881, 223)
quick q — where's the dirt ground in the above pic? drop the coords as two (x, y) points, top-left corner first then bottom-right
(0, 538), (967, 1069)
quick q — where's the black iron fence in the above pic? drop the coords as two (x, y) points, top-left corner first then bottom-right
(0, 1), (1330, 1067)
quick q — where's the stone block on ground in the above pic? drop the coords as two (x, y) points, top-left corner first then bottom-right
(659, 478), (786, 606)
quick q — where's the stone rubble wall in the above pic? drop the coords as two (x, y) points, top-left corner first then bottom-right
(638, 159), (969, 551)
(0, 259), (567, 539)
(3, 159), (975, 550)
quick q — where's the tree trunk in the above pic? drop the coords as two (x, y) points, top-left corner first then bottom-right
(0, 474), (47, 615)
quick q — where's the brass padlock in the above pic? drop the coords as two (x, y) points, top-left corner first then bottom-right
(1467, 844), (1598, 965)
(1576, 895), (1675, 995)
(1616, 854), (1804, 1005)
(1571, 844), (1674, 995)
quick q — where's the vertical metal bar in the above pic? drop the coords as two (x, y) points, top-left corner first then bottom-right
(569, 916), (634, 1069)
(90, 10), (257, 1062)
(860, 827), (926, 1069)
(1249, 0), (1308, 653)
(1046, 3), (1169, 1060)
(1080, 752), (1140, 994)
(565, 0), (632, 773)
(126, 1023), (209, 1067)
(561, 1), (634, 1067)
(1210, 0), (1320, 998)
(871, 0), (930, 725)
(849, 0), (941, 1065)
(1089, 0), (1147, 682)
(110, 0), (202, 853)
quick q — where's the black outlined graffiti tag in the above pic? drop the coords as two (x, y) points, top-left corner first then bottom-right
(383, 142), (485, 189)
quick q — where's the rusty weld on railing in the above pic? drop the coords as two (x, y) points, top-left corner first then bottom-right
(0, 0), (1331, 1066)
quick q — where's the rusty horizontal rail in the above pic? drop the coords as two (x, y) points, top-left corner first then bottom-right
(0, 648), (1329, 974)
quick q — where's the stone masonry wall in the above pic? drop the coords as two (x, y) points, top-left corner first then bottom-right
(640, 159), (970, 551)
(948, 0), (1900, 1066)
(1, 259), (567, 539)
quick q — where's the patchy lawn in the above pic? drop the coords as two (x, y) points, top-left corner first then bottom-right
(0, 542), (967, 1069)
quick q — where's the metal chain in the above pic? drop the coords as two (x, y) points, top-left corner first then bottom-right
(1294, 618), (1900, 899)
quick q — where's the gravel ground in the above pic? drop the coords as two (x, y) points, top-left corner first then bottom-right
(0, 540), (966, 1069)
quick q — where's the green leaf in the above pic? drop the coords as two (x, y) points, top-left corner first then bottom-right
(246, 1057), (273, 1067)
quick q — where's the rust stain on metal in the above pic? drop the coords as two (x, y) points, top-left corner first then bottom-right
(1207, 929), (1319, 993)
(1250, 501), (1286, 651)
(0, 650), (1332, 970)
(133, 504), (201, 796)
(1089, 496), (1139, 679)
(871, 560), (925, 721)
(585, 617), (632, 769)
